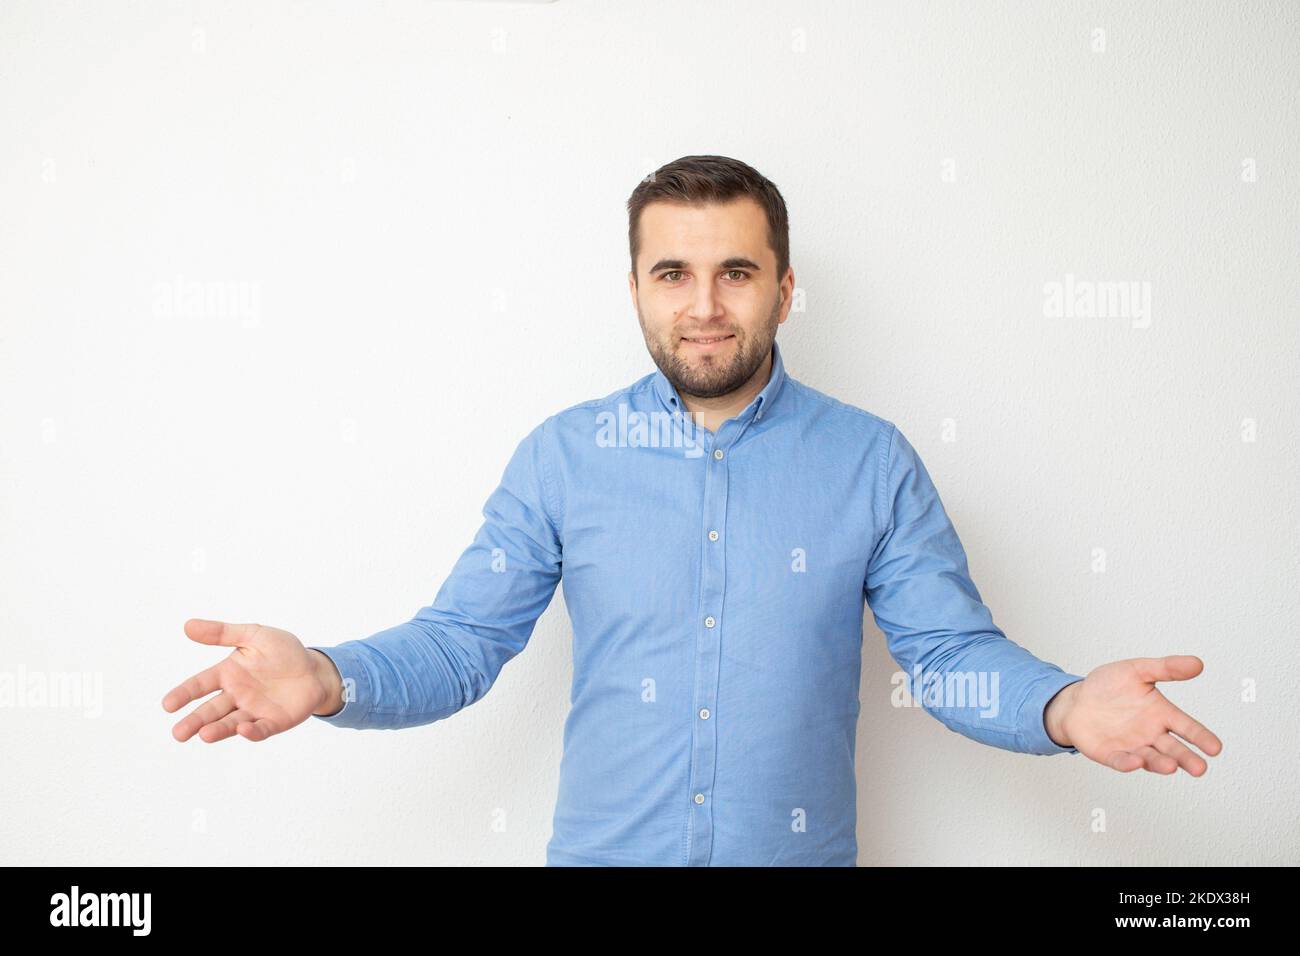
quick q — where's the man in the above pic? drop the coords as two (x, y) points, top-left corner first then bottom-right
(163, 155), (1222, 866)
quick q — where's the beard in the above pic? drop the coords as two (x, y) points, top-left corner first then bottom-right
(638, 294), (781, 400)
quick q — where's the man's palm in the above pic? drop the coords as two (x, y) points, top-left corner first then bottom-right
(1064, 656), (1222, 775)
(162, 619), (326, 743)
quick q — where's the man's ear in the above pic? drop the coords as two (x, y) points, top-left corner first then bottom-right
(778, 267), (795, 322)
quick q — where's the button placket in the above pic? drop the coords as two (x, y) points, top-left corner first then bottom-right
(685, 423), (741, 867)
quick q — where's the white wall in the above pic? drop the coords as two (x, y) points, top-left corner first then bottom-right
(1, 0), (1295, 866)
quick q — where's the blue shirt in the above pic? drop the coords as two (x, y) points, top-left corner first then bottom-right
(311, 339), (1083, 866)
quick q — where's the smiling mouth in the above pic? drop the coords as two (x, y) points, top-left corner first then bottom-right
(681, 334), (735, 347)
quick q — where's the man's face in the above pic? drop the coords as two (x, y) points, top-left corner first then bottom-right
(629, 197), (793, 400)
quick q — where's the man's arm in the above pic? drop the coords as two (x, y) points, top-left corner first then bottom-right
(308, 417), (564, 730)
(865, 423), (1083, 755)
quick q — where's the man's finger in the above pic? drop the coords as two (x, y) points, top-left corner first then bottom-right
(1132, 655), (1204, 684)
(199, 708), (254, 743)
(1135, 744), (1177, 774)
(237, 717), (279, 742)
(1165, 703), (1223, 757)
(171, 690), (236, 742)
(1153, 732), (1208, 776)
(161, 663), (222, 713)
(183, 618), (259, 648)
(1108, 750), (1145, 772)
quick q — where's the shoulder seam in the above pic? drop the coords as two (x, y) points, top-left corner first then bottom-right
(876, 422), (900, 532)
(784, 378), (894, 430)
(552, 378), (655, 417)
(537, 415), (565, 543)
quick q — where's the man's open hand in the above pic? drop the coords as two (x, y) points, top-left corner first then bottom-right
(162, 619), (342, 743)
(1046, 655), (1223, 775)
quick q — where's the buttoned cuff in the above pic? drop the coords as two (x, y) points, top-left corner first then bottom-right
(1017, 671), (1085, 755)
(308, 644), (373, 728)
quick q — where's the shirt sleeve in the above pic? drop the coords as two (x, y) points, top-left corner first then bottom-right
(308, 417), (564, 730)
(865, 423), (1083, 756)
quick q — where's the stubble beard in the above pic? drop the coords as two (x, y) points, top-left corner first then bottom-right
(639, 295), (781, 401)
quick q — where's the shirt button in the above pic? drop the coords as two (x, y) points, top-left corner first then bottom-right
(713, 448), (724, 460)
(708, 530), (719, 541)
(699, 707), (710, 720)
(704, 616), (715, 628)
(694, 793), (705, 805)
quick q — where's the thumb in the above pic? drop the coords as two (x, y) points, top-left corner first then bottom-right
(1132, 655), (1204, 684)
(183, 618), (259, 648)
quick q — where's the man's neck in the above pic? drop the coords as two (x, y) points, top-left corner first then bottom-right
(679, 349), (772, 435)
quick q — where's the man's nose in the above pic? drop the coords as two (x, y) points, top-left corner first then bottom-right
(685, 282), (724, 320)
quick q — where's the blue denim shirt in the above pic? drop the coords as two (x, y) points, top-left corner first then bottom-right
(311, 340), (1082, 865)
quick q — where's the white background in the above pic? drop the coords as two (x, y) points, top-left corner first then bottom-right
(1, 0), (1296, 865)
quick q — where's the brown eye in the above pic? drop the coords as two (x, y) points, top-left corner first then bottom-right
(725, 270), (749, 281)
(663, 271), (684, 282)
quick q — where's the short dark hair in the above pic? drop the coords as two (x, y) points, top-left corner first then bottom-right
(627, 155), (790, 284)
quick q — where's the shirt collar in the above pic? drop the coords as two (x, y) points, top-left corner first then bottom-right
(651, 338), (787, 424)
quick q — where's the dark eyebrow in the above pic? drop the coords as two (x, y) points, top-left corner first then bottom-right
(648, 257), (762, 274)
